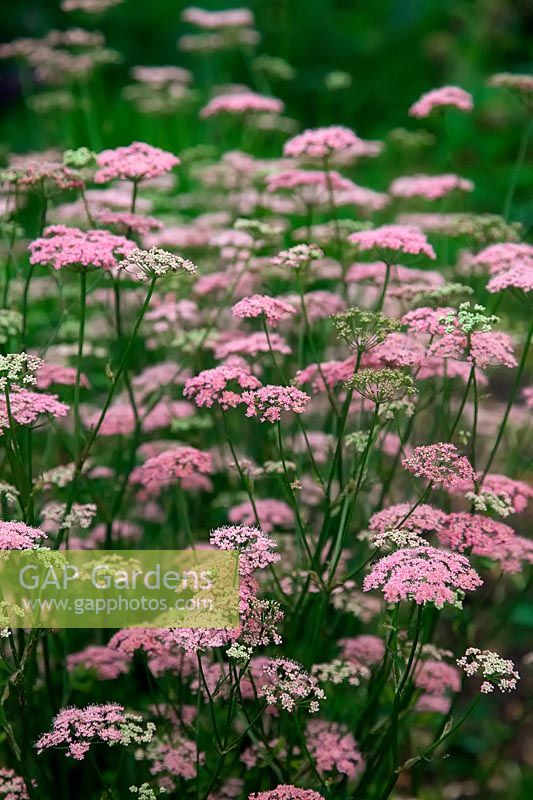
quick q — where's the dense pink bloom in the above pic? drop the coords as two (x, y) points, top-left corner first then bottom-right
(184, 363), (261, 409)
(3, 159), (83, 191)
(131, 446), (213, 489)
(29, 225), (136, 271)
(232, 295), (296, 327)
(348, 225), (436, 259)
(363, 546), (482, 607)
(35, 703), (154, 760)
(389, 173), (473, 200)
(210, 524), (280, 574)
(66, 646), (129, 680)
(0, 387), (69, 432)
(402, 307), (453, 335)
(369, 503), (448, 535)
(201, 91), (284, 118)
(95, 142), (179, 183)
(437, 513), (532, 573)
(471, 243), (533, 273)
(215, 332), (291, 360)
(402, 444), (475, 490)
(0, 520), (47, 549)
(36, 363), (90, 390)
(339, 635), (385, 665)
(487, 263), (533, 293)
(228, 499), (294, 531)
(148, 737), (201, 783)
(409, 86), (473, 117)
(131, 65), (192, 85)
(368, 333), (425, 369)
(0, 768), (30, 800)
(306, 719), (365, 778)
(242, 385), (310, 422)
(249, 787), (326, 800)
(428, 331), (517, 369)
(414, 660), (461, 694)
(283, 126), (361, 159)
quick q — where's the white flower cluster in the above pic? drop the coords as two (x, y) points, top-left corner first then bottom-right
(121, 247), (197, 282)
(371, 527), (426, 551)
(0, 310), (23, 345)
(465, 489), (514, 517)
(0, 352), (43, 391)
(312, 658), (370, 686)
(441, 302), (498, 335)
(41, 502), (97, 530)
(226, 643), (254, 661)
(271, 243), (324, 270)
(118, 716), (155, 747)
(457, 647), (520, 693)
(129, 784), (167, 799)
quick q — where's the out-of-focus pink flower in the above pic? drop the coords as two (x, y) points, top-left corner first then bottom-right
(414, 660), (461, 694)
(338, 634), (385, 665)
(0, 387), (69, 431)
(249, 787), (326, 800)
(438, 513), (532, 573)
(228, 498), (294, 532)
(131, 446), (213, 490)
(369, 503), (448, 535)
(409, 86), (473, 117)
(215, 332), (291, 360)
(348, 224), (436, 259)
(201, 91), (283, 118)
(306, 719), (365, 779)
(66, 646), (129, 679)
(232, 294), (297, 327)
(390, 173), (474, 200)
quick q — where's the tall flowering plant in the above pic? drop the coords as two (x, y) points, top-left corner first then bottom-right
(0, 6), (531, 800)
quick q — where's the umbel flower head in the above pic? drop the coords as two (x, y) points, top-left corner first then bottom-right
(457, 647), (520, 693)
(271, 243), (324, 270)
(0, 353), (42, 391)
(249, 787), (326, 800)
(331, 308), (401, 352)
(35, 703), (155, 760)
(120, 246), (197, 282)
(363, 545), (482, 608)
(402, 443), (475, 490)
(347, 224), (436, 260)
(346, 368), (416, 405)
(29, 225), (136, 271)
(94, 141), (179, 183)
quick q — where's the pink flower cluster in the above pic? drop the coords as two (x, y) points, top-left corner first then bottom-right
(438, 513), (532, 573)
(201, 91), (284, 118)
(0, 387), (69, 432)
(184, 363), (262, 409)
(409, 85), (473, 117)
(369, 503), (448, 535)
(66, 646), (129, 680)
(242, 385), (310, 423)
(402, 444), (475, 490)
(210, 524), (280, 574)
(348, 225), (436, 259)
(283, 126), (361, 159)
(0, 520), (46, 549)
(95, 142), (180, 183)
(232, 294), (296, 327)
(306, 719), (365, 778)
(29, 225), (136, 271)
(363, 546), (482, 607)
(35, 703), (154, 760)
(389, 173), (474, 200)
(131, 446), (213, 489)
(228, 499), (294, 532)
(249, 787), (326, 800)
